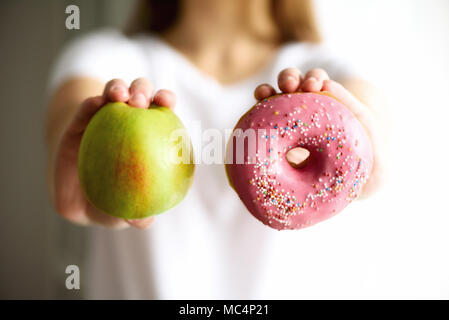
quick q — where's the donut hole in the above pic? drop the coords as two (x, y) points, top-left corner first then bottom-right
(286, 147), (310, 169)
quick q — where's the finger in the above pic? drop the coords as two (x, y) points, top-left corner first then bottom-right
(126, 217), (155, 230)
(286, 147), (310, 168)
(277, 67), (302, 93)
(68, 95), (106, 136)
(103, 79), (129, 102)
(254, 84), (276, 101)
(322, 79), (384, 199)
(301, 68), (330, 92)
(85, 205), (131, 229)
(322, 80), (369, 120)
(129, 78), (154, 109)
(322, 79), (375, 145)
(152, 89), (176, 110)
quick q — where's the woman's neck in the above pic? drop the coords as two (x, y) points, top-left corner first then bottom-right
(162, 0), (281, 84)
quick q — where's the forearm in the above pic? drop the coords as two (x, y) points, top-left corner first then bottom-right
(45, 77), (104, 202)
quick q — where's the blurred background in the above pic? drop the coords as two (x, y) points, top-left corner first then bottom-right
(0, 0), (448, 299)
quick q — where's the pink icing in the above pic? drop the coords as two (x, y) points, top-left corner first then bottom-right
(226, 92), (373, 230)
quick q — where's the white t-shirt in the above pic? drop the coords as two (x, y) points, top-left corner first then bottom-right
(50, 29), (362, 299)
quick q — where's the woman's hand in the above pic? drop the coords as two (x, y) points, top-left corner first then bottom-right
(254, 68), (385, 198)
(52, 78), (176, 229)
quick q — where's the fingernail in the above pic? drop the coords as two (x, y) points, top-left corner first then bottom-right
(131, 93), (147, 107)
(110, 85), (125, 94)
(285, 75), (298, 82)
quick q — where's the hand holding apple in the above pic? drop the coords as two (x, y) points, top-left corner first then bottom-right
(78, 101), (194, 220)
(53, 78), (187, 229)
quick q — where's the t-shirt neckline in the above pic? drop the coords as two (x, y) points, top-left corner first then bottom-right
(140, 33), (289, 92)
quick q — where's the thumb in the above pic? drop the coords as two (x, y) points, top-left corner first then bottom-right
(66, 95), (106, 138)
(126, 217), (155, 230)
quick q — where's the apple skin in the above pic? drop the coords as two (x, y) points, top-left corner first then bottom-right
(78, 102), (194, 219)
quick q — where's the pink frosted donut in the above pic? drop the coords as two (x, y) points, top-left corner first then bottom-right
(226, 92), (373, 230)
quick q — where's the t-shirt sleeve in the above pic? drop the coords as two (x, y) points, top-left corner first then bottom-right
(47, 29), (149, 94)
(277, 42), (367, 83)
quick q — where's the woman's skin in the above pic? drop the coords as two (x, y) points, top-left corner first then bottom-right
(46, 0), (385, 230)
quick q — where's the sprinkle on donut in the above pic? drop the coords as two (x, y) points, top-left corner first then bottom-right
(226, 92), (373, 230)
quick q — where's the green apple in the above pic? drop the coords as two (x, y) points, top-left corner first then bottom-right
(78, 102), (194, 219)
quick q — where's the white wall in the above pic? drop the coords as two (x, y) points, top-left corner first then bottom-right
(312, 0), (449, 298)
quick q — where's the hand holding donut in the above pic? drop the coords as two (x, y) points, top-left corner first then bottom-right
(226, 68), (383, 230)
(254, 68), (383, 198)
